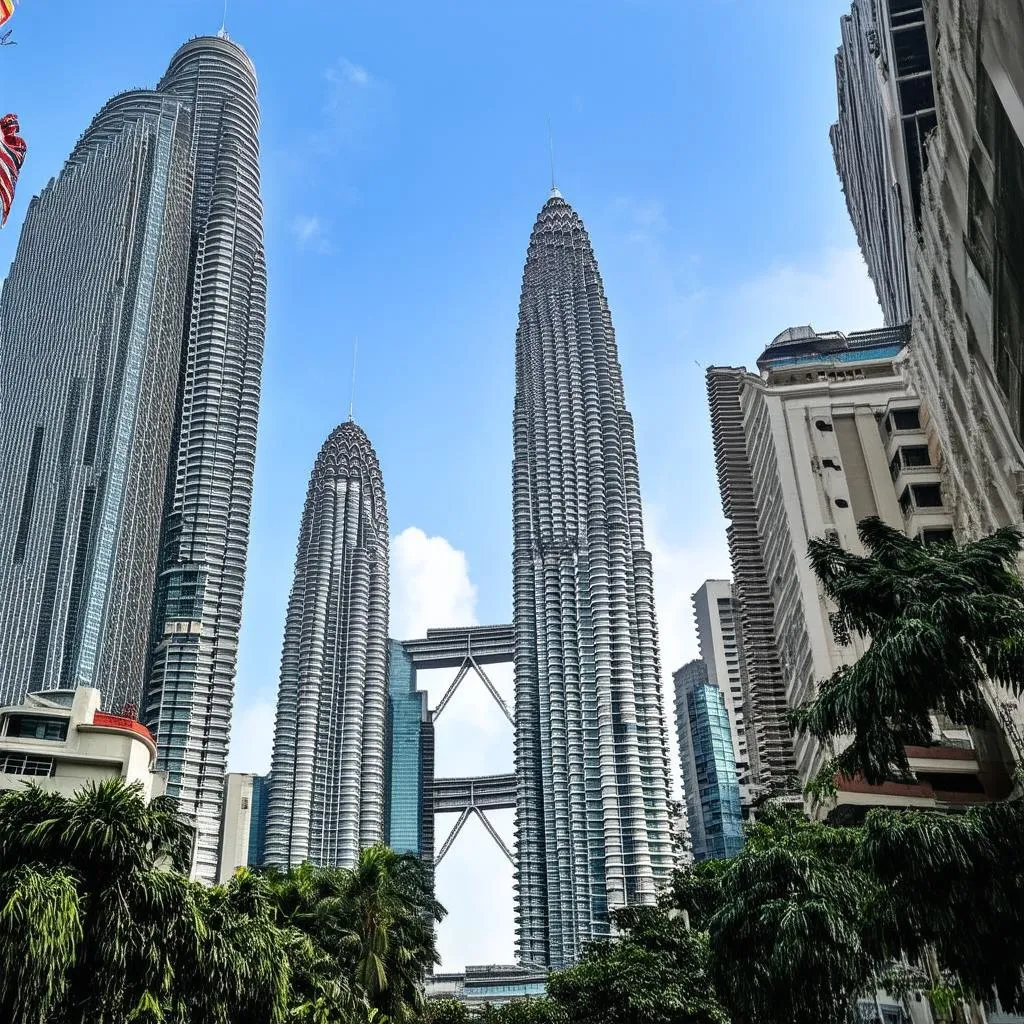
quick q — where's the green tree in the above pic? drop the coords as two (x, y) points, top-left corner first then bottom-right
(546, 905), (728, 1024)
(266, 847), (444, 1024)
(700, 808), (880, 1024)
(0, 779), (289, 1024)
(792, 517), (1024, 788)
(418, 998), (470, 1024)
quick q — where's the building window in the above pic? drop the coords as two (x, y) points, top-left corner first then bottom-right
(888, 408), (921, 433)
(921, 527), (955, 545)
(912, 483), (943, 508)
(0, 751), (57, 776)
(1, 714), (70, 741)
(900, 445), (931, 468)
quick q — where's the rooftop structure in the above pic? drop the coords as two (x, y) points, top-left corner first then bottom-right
(0, 687), (165, 801)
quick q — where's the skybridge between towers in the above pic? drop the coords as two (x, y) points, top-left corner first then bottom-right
(390, 624), (517, 870)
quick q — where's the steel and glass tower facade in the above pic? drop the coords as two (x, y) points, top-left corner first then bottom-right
(141, 35), (267, 881)
(512, 190), (673, 968)
(673, 660), (745, 862)
(0, 93), (194, 709)
(265, 421), (389, 869)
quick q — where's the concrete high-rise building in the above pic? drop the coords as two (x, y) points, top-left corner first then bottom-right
(512, 190), (673, 968)
(385, 639), (434, 866)
(217, 772), (255, 882)
(0, 92), (193, 712)
(0, 34), (267, 882)
(829, 1), (1024, 541)
(141, 35), (267, 882)
(830, 0), (936, 326)
(216, 772), (268, 880)
(672, 660), (745, 862)
(265, 421), (389, 870)
(829, 1), (1024, 762)
(707, 370), (796, 796)
(710, 325), (1009, 813)
(691, 581), (751, 803)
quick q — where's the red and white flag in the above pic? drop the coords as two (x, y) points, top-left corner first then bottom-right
(0, 113), (26, 226)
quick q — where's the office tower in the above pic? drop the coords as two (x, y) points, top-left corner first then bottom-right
(140, 35), (267, 882)
(512, 189), (673, 968)
(217, 772), (255, 882)
(248, 774), (269, 867)
(830, 0), (913, 325)
(691, 581), (752, 803)
(672, 660), (745, 862)
(0, 91), (194, 711)
(385, 639), (435, 866)
(707, 370), (796, 795)
(710, 325), (1008, 815)
(265, 421), (389, 870)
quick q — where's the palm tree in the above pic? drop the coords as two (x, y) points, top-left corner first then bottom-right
(265, 847), (444, 1024)
(792, 517), (1024, 789)
(0, 778), (290, 1024)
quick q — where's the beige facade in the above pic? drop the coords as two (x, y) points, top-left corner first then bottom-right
(217, 772), (255, 883)
(0, 687), (166, 801)
(722, 326), (1007, 814)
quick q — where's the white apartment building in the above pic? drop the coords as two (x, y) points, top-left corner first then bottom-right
(714, 325), (1010, 817)
(0, 686), (165, 800)
(691, 580), (752, 803)
(217, 772), (256, 882)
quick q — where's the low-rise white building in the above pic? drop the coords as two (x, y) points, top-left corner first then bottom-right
(0, 687), (165, 800)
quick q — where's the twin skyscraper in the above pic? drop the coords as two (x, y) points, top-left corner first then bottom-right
(0, 35), (671, 967)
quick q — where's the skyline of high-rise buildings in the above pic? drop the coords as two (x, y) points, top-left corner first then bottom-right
(511, 189), (673, 968)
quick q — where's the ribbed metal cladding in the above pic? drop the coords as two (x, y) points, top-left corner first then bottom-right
(265, 422), (389, 870)
(0, 92), (193, 712)
(142, 35), (267, 882)
(512, 192), (673, 969)
(706, 368), (796, 793)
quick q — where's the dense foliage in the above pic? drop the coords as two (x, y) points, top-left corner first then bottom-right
(792, 517), (1024, 788)
(0, 780), (442, 1024)
(8, 519), (1024, 1024)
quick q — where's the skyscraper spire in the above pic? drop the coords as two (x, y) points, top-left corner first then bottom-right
(547, 119), (560, 198)
(512, 193), (672, 968)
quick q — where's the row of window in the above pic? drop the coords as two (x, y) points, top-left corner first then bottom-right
(0, 751), (57, 776)
(0, 713), (70, 742)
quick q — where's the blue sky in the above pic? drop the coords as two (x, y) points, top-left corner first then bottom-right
(0, 0), (882, 969)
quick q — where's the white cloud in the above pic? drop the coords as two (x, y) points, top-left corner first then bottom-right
(228, 698), (276, 775)
(721, 246), (884, 356)
(389, 526), (513, 970)
(329, 58), (374, 90)
(291, 214), (332, 253)
(318, 57), (388, 154)
(389, 527), (478, 639)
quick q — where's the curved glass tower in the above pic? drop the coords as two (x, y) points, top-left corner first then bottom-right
(265, 421), (390, 869)
(512, 190), (673, 967)
(0, 92), (193, 710)
(142, 35), (267, 882)
(0, 34), (266, 883)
